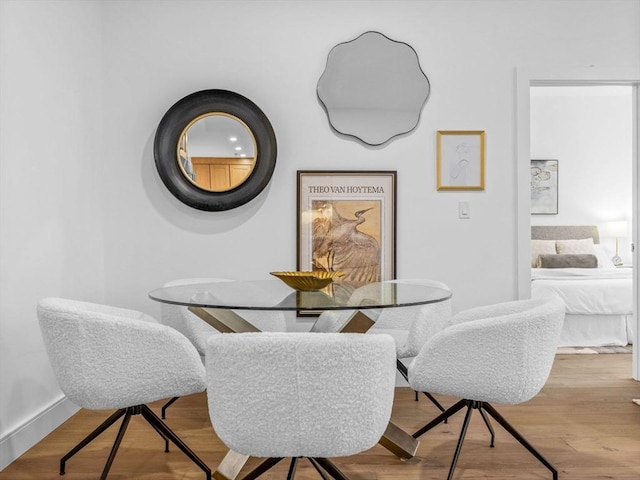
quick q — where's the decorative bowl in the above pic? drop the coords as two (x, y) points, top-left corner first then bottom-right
(270, 271), (346, 291)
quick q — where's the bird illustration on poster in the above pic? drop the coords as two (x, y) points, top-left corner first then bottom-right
(311, 200), (381, 284)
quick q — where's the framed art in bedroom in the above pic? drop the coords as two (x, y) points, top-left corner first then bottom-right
(531, 159), (558, 214)
(296, 170), (397, 315)
(436, 130), (485, 190)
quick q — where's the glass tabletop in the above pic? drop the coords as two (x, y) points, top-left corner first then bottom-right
(149, 279), (451, 312)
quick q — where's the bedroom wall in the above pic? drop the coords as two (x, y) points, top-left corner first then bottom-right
(530, 86), (634, 264)
(1, 0), (639, 470)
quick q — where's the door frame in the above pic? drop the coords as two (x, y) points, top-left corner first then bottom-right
(515, 66), (640, 380)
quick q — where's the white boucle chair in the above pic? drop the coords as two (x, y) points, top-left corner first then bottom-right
(407, 296), (565, 480)
(205, 332), (397, 480)
(311, 279), (452, 409)
(37, 297), (211, 480)
(159, 277), (288, 417)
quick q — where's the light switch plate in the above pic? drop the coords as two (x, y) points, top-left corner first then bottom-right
(459, 201), (470, 219)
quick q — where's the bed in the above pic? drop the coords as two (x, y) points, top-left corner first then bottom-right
(531, 225), (634, 347)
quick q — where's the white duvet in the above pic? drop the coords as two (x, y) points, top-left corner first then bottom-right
(531, 268), (633, 315)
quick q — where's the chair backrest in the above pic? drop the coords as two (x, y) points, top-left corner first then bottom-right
(37, 297), (206, 410)
(309, 282), (385, 333)
(309, 309), (361, 332)
(160, 278), (232, 347)
(450, 296), (556, 326)
(160, 278), (288, 354)
(375, 279), (452, 357)
(310, 280), (451, 352)
(205, 332), (396, 458)
(409, 296), (565, 404)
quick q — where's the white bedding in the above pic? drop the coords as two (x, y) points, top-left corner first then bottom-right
(531, 268), (633, 315)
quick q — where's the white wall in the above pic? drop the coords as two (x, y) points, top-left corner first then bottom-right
(0, 0), (104, 468)
(99, 0), (640, 317)
(1, 0), (639, 470)
(530, 86), (634, 263)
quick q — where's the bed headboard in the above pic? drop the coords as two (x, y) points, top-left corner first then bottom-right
(531, 225), (600, 244)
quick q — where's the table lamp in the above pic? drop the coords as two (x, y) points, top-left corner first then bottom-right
(605, 220), (627, 266)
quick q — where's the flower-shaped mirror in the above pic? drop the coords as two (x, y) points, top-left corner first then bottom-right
(317, 31), (430, 146)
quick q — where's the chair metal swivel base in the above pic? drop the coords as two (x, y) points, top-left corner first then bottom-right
(161, 396), (180, 418)
(59, 404), (211, 480)
(240, 456), (350, 480)
(412, 399), (558, 480)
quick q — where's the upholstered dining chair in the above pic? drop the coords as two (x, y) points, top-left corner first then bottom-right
(407, 296), (565, 480)
(204, 332), (397, 480)
(311, 279), (452, 409)
(159, 277), (288, 417)
(37, 297), (211, 480)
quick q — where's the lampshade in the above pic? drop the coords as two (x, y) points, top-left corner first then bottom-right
(605, 221), (628, 238)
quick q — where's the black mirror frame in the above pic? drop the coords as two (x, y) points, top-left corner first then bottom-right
(154, 89), (277, 211)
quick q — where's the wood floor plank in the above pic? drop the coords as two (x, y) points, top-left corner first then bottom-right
(1, 353), (639, 479)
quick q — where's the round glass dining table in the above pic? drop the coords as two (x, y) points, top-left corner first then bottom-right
(148, 279), (452, 478)
(149, 279), (451, 311)
(150, 279), (451, 335)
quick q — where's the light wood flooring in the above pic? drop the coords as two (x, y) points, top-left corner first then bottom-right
(1, 353), (639, 480)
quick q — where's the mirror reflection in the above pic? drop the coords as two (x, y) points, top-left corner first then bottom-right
(317, 31), (430, 146)
(178, 113), (256, 192)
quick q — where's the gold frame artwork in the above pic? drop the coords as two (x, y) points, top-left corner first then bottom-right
(436, 130), (485, 191)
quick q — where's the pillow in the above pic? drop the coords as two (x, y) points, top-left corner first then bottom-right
(593, 244), (615, 268)
(531, 240), (556, 267)
(556, 238), (596, 255)
(537, 254), (598, 269)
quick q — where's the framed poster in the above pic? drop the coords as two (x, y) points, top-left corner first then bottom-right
(436, 130), (485, 190)
(531, 159), (558, 214)
(296, 171), (397, 314)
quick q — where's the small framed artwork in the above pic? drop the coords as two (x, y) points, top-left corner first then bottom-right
(297, 171), (397, 315)
(436, 130), (486, 190)
(531, 159), (558, 215)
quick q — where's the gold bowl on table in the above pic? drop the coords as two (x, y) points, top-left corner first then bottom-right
(270, 271), (346, 291)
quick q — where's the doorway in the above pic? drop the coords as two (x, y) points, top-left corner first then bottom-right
(530, 85), (633, 256)
(515, 67), (640, 380)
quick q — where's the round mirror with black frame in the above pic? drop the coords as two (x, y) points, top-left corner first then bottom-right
(154, 89), (277, 211)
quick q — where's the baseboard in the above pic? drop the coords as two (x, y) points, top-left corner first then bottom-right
(0, 396), (78, 471)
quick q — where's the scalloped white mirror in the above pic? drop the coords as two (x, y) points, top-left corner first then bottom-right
(317, 31), (430, 146)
